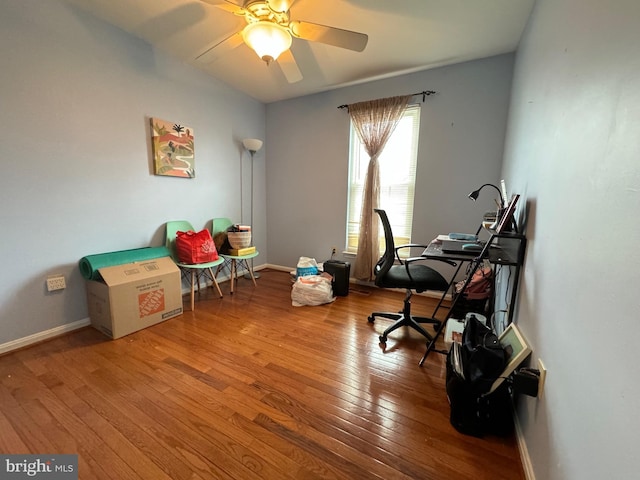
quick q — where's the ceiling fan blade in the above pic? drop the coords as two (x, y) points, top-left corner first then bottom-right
(199, 0), (245, 15)
(290, 21), (368, 52)
(277, 49), (303, 83)
(266, 0), (296, 14)
(195, 32), (244, 63)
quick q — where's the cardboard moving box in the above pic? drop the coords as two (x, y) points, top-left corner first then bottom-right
(86, 256), (183, 339)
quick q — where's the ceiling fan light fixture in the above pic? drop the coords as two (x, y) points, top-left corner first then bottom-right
(242, 21), (292, 64)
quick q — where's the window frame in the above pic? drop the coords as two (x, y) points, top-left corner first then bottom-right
(345, 104), (421, 255)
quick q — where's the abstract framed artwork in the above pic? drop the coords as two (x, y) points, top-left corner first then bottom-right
(150, 117), (195, 178)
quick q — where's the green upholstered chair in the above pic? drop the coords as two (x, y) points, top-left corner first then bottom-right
(211, 218), (259, 294)
(165, 220), (224, 310)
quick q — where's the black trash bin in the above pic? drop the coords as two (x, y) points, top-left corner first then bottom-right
(323, 260), (351, 296)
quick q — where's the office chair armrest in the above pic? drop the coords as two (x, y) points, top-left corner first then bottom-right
(395, 244), (457, 267)
(404, 256), (457, 268)
(428, 257), (458, 267)
(395, 243), (429, 253)
(394, 243), (430, 263)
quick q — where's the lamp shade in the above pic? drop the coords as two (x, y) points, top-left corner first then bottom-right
(242, 138), (263, 153)
(242, 21), (292, 64)
(468, 183), (505, 207)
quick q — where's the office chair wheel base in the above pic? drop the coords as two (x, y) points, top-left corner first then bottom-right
(379, 335), (387, 344)
(368, 315), (375, 323)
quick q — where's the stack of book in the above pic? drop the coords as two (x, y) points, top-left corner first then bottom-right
(227, 246), (256, 256)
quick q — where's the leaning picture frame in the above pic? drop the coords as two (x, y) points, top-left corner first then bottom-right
(489, 322), (531, 393)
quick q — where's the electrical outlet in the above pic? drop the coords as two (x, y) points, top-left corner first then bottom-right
(537, 358), (546, 398)
(331, 246), (337, 256)
(46, 275), (66, 292)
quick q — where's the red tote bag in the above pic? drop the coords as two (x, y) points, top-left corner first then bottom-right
(175, 229), (219, 264)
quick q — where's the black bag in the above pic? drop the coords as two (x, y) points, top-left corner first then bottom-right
(461, 315), (506, 384)
(445, 317), (512, 437)
(446, 351), (513, 437)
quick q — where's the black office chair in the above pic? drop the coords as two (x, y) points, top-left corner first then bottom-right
(368, 209), (456, 344)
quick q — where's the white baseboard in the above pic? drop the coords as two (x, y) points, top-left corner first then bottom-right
(0, 262), (446, 356)
(0, 317), (91, 355)
(0, 264), (274, 355)
(265, 263), (295, 273)
(515, 413), (535, 480)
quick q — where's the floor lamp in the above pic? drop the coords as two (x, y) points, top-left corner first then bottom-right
(242, 138), (263, 279)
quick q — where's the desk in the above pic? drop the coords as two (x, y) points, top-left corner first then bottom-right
(419, 232), (526, 364)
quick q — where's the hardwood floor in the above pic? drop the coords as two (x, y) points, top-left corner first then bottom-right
(0, 269), (525, 479)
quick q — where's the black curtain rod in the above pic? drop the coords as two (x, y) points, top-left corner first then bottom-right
(337, 90), (437, 109)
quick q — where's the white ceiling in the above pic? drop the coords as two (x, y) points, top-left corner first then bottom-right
(62, 0), (535, 103)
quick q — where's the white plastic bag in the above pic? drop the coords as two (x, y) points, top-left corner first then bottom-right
(291, 273), (336, 307)
(296, 256), (319, 278)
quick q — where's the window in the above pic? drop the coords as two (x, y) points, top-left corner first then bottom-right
(346, 104), (421, 253)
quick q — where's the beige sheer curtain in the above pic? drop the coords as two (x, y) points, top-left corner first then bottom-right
(348, 94), (412, 281)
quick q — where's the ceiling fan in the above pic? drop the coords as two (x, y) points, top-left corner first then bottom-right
(197, 0), (368, 83)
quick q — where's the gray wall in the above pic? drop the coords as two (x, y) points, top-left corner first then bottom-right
(265, 54), (515, 273)
(0, 0), (265, 346)
(503, 0), (640, 478)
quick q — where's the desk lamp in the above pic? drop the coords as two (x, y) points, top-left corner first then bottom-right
(468, 183), (519, 233)
(468, 183), (505, 208)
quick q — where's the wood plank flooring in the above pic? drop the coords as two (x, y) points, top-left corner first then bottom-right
(0, 269), (525, 479)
